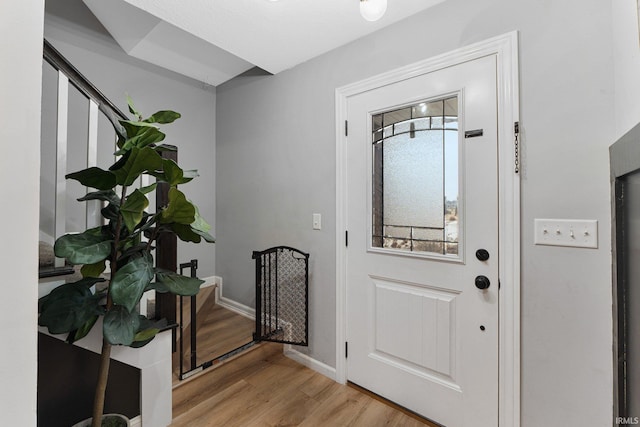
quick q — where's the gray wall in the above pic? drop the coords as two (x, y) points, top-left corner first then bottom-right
(613, 0), (640, 138)
(216, 0), (614, 425)
(44, 0), (217, 276)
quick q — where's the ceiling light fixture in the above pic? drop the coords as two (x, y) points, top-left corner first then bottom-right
(360, 0), (387, 21)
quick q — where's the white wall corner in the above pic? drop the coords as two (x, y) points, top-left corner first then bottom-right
(200, 275), (221, 289)
(214, 275), (255, 319)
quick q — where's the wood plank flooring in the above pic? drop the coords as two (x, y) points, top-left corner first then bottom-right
(172, 342), (437, 427)
(174, 301), (255, 382)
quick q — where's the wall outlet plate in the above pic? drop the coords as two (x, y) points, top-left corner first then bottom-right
(534, 219), (598, 249)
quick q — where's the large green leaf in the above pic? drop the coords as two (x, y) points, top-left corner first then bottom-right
(139, 182), (157, 194)
(146, 160), (189, 185)
(162, 159), (184, 186)
(119, 121), (166, 151)
(77, 190), (120, 205)
(191, 206), (211, 233)
(67, 315), (99, 344)
(167, 204), (214, 243)
(120, 235), (143, 258)
(38, 282), (103, 334)
(153, 144), (177, 152)
(102, 108), (127, 142)
(81, 259), (107, 278)
(112, 147), (163, 186)
(38, 277), (105, 311)
(148, 168), (197, 184)
(133, 212), (159, 237)
(101, 203), (120, 221)
(120, 190), (149, 233)
(117, 243), (148, 264)
(179, 169), (199, 184)
(109, 149), (131, 171)
(171, 223), (215, 244)
(126, 94), (142, 120)
(83, 225), (110, 238)
(131, 127), (166, 151)
(120, 119), (157, 135)
(103, 306), (140, 346)
(134, 212), (152, 231)
(68, 277), (107, 288)
(160, 188), (195, 224)
(171, 223), (201, 243)
(144, 110), (181, 124)
(66, 167), (116, 191)
(129, 317), (167, 348)
(165, 199), (216, 243)
(133, 327), (159, 343)
(155, 270), (204, 296)
(110, 254), (154, 313)
(192, 228), (216, 243)
(54, 229), (112, 265)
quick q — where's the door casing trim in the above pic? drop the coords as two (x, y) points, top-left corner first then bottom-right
(334, 31), (521, 427)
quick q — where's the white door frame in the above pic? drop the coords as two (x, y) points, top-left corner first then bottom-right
(335, 31), (521, 427)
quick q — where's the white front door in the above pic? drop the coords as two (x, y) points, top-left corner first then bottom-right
(346, 54), (499, 427)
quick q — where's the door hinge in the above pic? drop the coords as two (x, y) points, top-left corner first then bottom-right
(345, 120), (348, 137)
(345, 230), (348, 247)
(514, 121), (520, 174)
(345, 341), (348, 358)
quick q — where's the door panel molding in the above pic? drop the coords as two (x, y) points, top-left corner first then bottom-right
(371, 276), (459, 382)
(335, 31), (520, 426)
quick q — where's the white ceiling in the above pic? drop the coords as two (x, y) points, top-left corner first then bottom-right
(83, 0), (444, 86)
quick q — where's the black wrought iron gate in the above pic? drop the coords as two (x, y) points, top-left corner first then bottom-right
(253, 246), (309, 346)
(177, 246), (309, 380)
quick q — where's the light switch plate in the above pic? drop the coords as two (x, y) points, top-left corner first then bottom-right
(534, 219), (598, 248)
(313, 213), (322, 230)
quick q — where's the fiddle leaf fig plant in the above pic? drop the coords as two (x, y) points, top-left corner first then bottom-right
(38, 96), (214, 427)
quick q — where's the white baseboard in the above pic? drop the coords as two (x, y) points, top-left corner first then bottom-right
(284, 345), (337, 382)
(129, 415), (141, 427)
(217, 296), (255, 320)
(215, 275), (255, 319)
(201, 275), (220, 289)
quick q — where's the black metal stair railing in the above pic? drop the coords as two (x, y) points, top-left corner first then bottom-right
(39, 40), (128, 279)
(43, 39), (127, 127)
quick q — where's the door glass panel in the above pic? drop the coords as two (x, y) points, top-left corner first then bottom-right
(372, 96), (459, 256)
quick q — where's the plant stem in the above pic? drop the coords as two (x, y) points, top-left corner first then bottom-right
(91, 339), (112, 427)
(92, 186), (127, 427)
(146, 224), (160, 252)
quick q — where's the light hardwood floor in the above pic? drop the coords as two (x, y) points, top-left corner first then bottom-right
(174, 299), (255, 382)
(172, 342), (437, 427)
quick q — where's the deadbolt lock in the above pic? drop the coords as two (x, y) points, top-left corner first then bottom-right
(476, 249), (490, 261)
